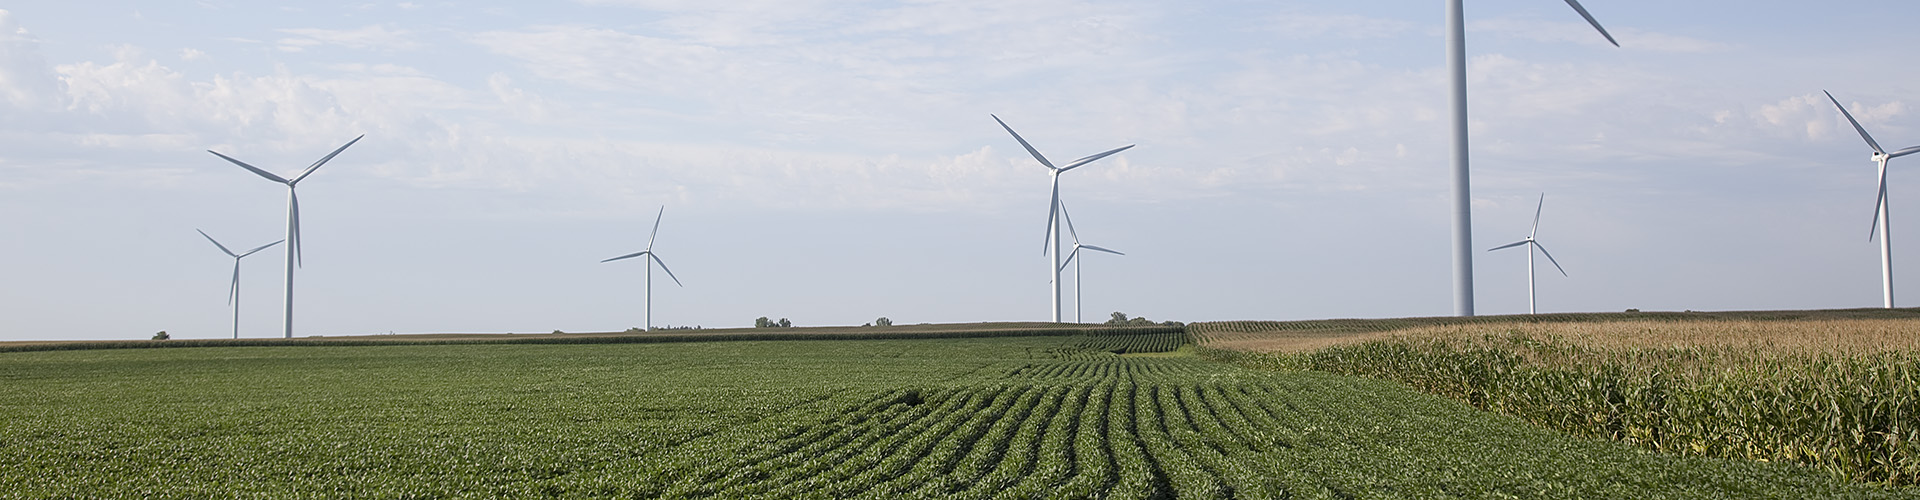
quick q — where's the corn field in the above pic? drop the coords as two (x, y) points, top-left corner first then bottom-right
(1195, 317), (1920, 486)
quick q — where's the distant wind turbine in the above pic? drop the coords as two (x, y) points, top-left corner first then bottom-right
(1444, 0), (1618, 317)
(1825, 90), (1920, 308)
(1487, 194), (1566, 315)
(602, 206), (683, 330)
(208, 135), (364, 339)
(1056, 200), (1124, 324)
(992, 114), (1133, 322)
(196, 229), (283, 339)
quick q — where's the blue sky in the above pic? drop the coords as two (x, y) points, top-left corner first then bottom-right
(3, 1), (1918, 340)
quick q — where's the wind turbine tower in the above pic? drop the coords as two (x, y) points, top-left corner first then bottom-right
(208, 135), (364, 338)
(602, 206), (683, 330)
(992, 114), (1133, 322)
(196, 229), (283, 338)
(1826, 90), (1920, 308)
(1445, 0), (1617, 316)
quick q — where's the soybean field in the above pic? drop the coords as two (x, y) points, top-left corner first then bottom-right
(0, 333), (1906, 498)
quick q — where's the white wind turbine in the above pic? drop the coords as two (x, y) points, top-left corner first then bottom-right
(1486, 194), (1566, 315)
(992, 114), (1134, 322)
(602, 206), (683, 330)
(196, 229), (283, 339)
(1444, 0), (1617, 317)
(208, 135), (364, 339)
(1056, 200), (1124, 324)
(1826, 90), (1920, 308)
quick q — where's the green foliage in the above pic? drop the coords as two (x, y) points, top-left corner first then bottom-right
(150, 331), (168, 341)
(755, 317), (792, 328)
(0, 336), (1901, 498)
(1208, 334), (1920, 486)
(1105, 312), (1180, 327)
(874, 317), (893, 327)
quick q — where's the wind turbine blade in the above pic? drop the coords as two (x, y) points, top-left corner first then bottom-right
(1058, 248), (1078, 273)
(1560, 0), (1619, 47)
(1487, 240), (1530, 252)
(650, 253), (683, 287)
(290, 190), (302, 267)
(229, 264), (240, 306)
(209, 150), (290, 184)
(1060, 199), (1080, 244)
(1531, 193), (1545, 238)
(648, 206), (664, 251)
(1826, 90), (1886, 154)
(1081, 244), (1125, 256)
(1872, 162), (1889, 241)
(1890, 145), (1920, 159)
(1534, 242), (1568, 277)
(992, 114), (1056, 169)
(197, 229), (238, 257)
(1059, 144), (1135, 172)
(291, 135), (363, 185)
(601, 250), (648, 263)
(238, 239), (285, 258)
(1043, 178), (1059, 254)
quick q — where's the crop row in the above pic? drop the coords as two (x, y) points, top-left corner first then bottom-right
(1071, 332), (1187, 355)
(643, 354), (1325, 499)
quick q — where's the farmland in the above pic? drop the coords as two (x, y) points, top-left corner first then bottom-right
(1194, 308), (1920, 487)
(1, 330), (1910, 498)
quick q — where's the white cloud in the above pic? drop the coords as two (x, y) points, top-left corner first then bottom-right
(1264, 12), (1416, 40)
(0, 9), (58, 110)
(179, 47), (207, 61)
(276, 25), (420, 52)
(1471, 18), (1733, 53)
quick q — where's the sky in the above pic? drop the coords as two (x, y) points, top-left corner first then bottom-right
(3, 0), (1919, 341)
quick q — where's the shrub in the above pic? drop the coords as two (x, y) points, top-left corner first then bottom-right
(875, 317), (893, 327)
(151, 331), (169, 341)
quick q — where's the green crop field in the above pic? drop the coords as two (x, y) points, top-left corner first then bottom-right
(1, 331), (1911, 498)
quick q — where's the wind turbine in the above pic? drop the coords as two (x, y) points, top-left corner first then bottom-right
(196, 229), (283, 339)
(1486, 194), (1566, 315)
(208, 135), (363, 339)
(1445, 0), (1617, 316)
(991, 114), (1133, 322)
(1056, 200), (1124, 324)
(1826, 90), (1920, 308)
(602, 206), (683, 330)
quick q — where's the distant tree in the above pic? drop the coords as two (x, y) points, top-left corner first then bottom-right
(151, 331), (169, 341)
(778, 318), (792, 328)
(875, 317), (893, 327)
(1106, 312), (1129, 325)
(755, 317), (774, 328)
(552, 330), (564, 334)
